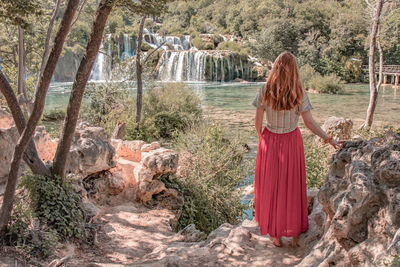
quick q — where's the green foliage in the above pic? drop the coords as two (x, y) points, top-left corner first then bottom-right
(216, 41), (249, 56)
(303, 136), (330, 188)
(81, 82), (202, 142)
(20, 174), (85, 240)
(162, 122), (249, 234)
(0, 0), (43, 29)
(299, 64), (317, 89)
(191, 36), (214, 50)
(307, 73), (344, 94)
(7, 190), (60, 258)
(300, 64), (344, 94)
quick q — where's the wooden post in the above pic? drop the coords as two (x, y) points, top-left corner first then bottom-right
(383, 75), (388, 84)
(395, 75), (399, 87)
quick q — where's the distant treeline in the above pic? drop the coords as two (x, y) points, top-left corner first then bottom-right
(156, 0), (400, 82)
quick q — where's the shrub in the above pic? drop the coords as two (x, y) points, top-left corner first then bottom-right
(82, 82), (202, 143)
(191, 36), (214, 50)
(162, 122), (250, 234)
(20, 174), (85, 239)
(303, 136), (330, 188)
(307, 73), (344, 94)
(299, 64), (317, 89)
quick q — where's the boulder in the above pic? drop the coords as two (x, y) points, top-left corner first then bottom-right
(178, 224), (207, 242)
(0, 127), (21, 189)
(0, 109), (14, 128)
(66, 126), (116, 178)
(321, 116), (353, 141)
(136, 148), (179, 203)
(34, 126), (58, 163)
(111, 139), (145, 162)
(297, 131), (400, 266)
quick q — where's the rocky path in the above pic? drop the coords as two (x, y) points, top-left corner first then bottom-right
(57, 201), (306, 267)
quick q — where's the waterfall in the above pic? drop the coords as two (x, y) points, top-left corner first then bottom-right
(227, 54), (232, 81)
(90, 43), (106, 81)
(175, 51), (186, 81)
(220, 56), (225, 82)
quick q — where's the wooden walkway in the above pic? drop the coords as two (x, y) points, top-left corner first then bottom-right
(361, 65), (400, 86)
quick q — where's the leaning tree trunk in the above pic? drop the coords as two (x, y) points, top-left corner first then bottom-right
(362, 0), (384, 129)
(135, 16), (146, 124)
(0, 72), (50, 176)
(36, 0), (62, 86)
(52, 0), (115, 180)
(0, 0), (80, 234)
(17, 26), (28, 102)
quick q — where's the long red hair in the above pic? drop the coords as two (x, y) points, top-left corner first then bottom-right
(262, 52), (303, 110)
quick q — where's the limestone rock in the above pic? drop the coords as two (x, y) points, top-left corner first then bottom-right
(298, 131), (400, 266)
(322, 116), (353, 141)
(34, 126), (58, 163)
(82, 200), (100, 221)
(0, 126), (26, 192)
(0, 109), (14, 128)
(107, 172), (125, 195)
(0, 127), (19, 178)
(111, 139), (145, 162)
(178, 224), (207, 242)
(136, 148), (179, 203)
(66, 126), (116, 178)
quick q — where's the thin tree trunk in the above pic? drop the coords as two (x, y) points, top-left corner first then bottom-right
(376, 32), (384, 91)
(17, 27), (27, 101)
(136, 16), (146, 124)
(0, 72), (50, 176)
(362, 0), (384, 130)
(37, 0), (63, 86)
(52, 0), (115, 180)
(0, 0), (80, 234)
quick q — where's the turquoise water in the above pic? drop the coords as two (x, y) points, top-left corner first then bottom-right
(47, 82), (399, 127)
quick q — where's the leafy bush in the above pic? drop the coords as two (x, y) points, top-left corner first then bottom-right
(162, 122), (250, 234)
(216, 41), (250, 56)
(82, 82), (202, 142)
(20, 174), (85, 239)
(191, 36), (214, 50)
(303, 136), (330, 188)
(299, 64), (317, 89)
(307, 73), (344, 94)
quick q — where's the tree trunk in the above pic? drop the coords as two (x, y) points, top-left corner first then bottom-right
(376, 32), (384, 91)
(17, 27), (28, 102)
(0, 72), (50, 176)
(136, 16), (146, 124)
(362, 0), (384, 130)
(52, 0), (115, 180)
(0, 0), (80, 234)
(37, 0), (63, 86)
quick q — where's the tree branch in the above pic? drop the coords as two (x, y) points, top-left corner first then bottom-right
(143, 40), (166, 64)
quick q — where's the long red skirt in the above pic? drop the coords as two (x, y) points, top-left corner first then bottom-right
(254, 127), (308, 237)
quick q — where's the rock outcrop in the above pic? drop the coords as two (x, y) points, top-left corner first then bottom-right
(322, 116), (353, 141)
(298, 131), (400, 266)
(0, 127), (21, 191)
(33, 126), (58, 163)
(66, 126), (116, 178)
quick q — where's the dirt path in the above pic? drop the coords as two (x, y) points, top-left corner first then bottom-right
(54, 200), (306, 267)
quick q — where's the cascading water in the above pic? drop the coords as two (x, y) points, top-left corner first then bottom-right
(90, 43), (107, 81)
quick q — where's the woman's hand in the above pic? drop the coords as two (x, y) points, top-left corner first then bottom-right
(325, 138), (346, 149)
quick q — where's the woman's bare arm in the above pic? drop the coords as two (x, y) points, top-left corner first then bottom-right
(301, 111), (329, 140)
(301, 110), (342, 148)
(255, 108), (264, 139)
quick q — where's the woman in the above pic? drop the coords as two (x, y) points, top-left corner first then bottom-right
(253, 52), (339, 247)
